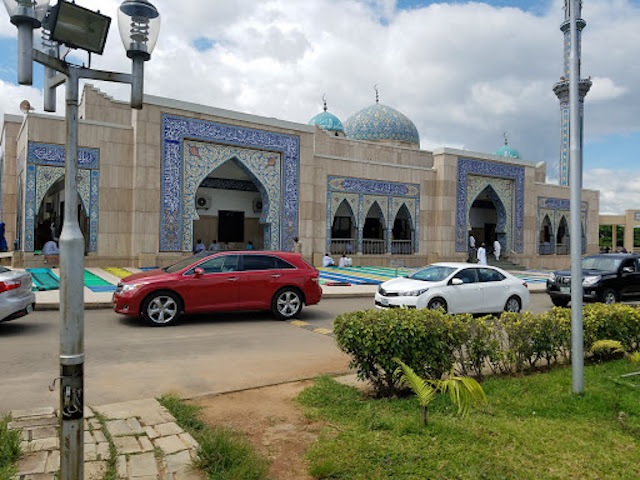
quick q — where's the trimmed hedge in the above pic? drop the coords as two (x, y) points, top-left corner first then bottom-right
(333, 304), (640, 396)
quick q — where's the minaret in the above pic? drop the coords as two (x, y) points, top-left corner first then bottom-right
(553, 0), (591, 186)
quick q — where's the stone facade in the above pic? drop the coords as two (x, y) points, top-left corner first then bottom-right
(0, 85), (599, 270)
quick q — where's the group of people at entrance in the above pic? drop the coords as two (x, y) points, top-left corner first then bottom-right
(193, 239), (255, 253)
(469, 234), (501, 265)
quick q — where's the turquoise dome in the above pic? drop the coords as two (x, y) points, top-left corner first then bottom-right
(309, 111), (344, 132)
(495, 144), (521, 159)
(343, 103), (420, 147)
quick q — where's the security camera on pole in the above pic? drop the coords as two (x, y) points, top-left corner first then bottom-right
(2, 1), (161, 479)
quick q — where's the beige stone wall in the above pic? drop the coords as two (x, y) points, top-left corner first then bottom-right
(80, 85), (132, 126)
(1, 116), (22, 250)
(430, 152), (461, 262)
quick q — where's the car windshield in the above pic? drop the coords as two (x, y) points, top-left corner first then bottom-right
(582, 256), (622, 271)
(163, 253), (209, 273)
(408, 265), (456, 282)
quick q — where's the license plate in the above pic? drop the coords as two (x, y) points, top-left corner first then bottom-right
(559, 286), (570, 295)
(381, 298), (389, 306)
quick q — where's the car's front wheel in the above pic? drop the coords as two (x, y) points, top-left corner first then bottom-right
(504, 295), (521, 313)
(551, 296), (569, 308)
(141, 291), (181, 326)
(272, 288), (303, 320)
(601, 289), (617, 305)
(427, 297), (448, 313)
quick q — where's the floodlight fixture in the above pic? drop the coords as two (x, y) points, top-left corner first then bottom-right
(48, 1), (111, 55)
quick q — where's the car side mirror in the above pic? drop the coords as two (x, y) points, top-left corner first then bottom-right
(451, 278), (463, 286)
(194, 267), (204, 277)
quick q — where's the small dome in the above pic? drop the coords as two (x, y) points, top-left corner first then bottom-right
(344, 103), (420, 147)
(309, 111), (344, 132)
(495, 144), (521, 159)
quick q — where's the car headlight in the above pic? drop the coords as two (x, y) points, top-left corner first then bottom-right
(400, 288), (429, 297)
(121, 283), (143, 292)
(548, 272), (556, 282)
(582, 275), (601, 287)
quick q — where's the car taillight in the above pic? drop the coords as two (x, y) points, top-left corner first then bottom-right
(0, 280), (21, 293)
(523, 282), (528, 289)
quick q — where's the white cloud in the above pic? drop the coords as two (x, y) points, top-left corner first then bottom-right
(1, 0), (640, 215)
(584, 168), (640, 215)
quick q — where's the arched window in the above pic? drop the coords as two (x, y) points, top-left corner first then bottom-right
(330, 200), (356, 254)
(392, 204), (413, 254)
(363, 202), (385, 254)
(539, 215), (553, 255)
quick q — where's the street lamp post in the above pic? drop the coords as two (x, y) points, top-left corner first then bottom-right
(3, 1), (160, 479)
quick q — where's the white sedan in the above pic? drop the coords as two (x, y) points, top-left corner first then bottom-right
(374, 262), (530, 314)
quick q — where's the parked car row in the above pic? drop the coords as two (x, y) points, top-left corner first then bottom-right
(6, 252), (639, 328)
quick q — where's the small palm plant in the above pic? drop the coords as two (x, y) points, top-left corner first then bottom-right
(395, 359), (487, 426)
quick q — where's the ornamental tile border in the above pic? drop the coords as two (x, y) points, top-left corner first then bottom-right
(326, 176), (420, 254)
(456, 157), (524, 253)
(25, 143), (99, 252)
(182, 141), (281, 251)
(161, 114), (299, 251)
(536, 197), (588, 254)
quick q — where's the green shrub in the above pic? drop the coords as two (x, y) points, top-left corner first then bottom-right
(333, 308), (457, 396)
(333, 304), (640, 397)
(0, 415), (21, 480)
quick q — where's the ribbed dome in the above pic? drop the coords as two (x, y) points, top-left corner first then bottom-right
(495, 144), (521, 159)
(309, 111), (344, 132)
(343, 103), (420, 147)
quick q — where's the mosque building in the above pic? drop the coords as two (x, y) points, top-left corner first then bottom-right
(0, 81), (598, 270)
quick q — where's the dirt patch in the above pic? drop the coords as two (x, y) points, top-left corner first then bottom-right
(193, 380), (322, 480)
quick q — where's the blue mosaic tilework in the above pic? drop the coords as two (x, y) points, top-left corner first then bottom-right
(182, 141), (281, 251)
(309, 111), (344, 132)
(326, 176), (420, 254)
(161, 114), (299, 252)
(537, 197), (588, 254)
(456, 157), (524, 253)
(343, 103), (420, 146)
(25, 143), (99, 252)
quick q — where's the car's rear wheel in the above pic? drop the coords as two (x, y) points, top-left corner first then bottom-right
(504, 295), (521, 313)
(601, 289), (617, 305)
(551, 297), (569, 308)
(272, 288), (303, 320)
(427, 297), (447, 313)
(141, 291), (181, 326)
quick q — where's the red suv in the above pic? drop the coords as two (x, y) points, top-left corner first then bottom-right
(113, 251), (322, 326)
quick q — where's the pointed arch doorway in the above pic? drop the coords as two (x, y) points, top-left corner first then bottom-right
(192, 158), (266, 250)
(469, 185), (508, 255)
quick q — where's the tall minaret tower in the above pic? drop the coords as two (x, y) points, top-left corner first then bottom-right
(553, 0), (591, 186)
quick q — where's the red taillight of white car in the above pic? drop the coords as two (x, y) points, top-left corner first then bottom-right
(523, 282), (528, 289)
(0, 280), (21, 293)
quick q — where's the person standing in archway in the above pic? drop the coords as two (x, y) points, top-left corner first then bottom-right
(477, 242), (487, 265)
(493, 239), (501, 261)
(468, 233), (476, 262)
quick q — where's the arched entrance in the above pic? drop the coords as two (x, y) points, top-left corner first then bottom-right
(192, 158), (266, 251)
(539, 215), (553, 255)
(469, 186), (507, 254)
(36, 176), (90, 253)
(392, 204), (413, 254)
(330, 199), (356, 254)
(557, 216), (568, 255)
(181, 141), (280, 252)
(363, 202), (385, 254)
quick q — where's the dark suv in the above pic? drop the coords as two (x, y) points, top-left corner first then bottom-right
(546, 253), (640, 307)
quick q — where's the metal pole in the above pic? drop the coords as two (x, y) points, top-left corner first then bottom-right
(59, 65), (85, 480)
(569, 0), (584, 393)
(17, 22), (33, 85)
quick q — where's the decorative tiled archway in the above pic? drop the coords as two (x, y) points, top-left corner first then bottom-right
(25, 143), (99, 252)
(182, 141), (281, 250)
(467, 180), (511, 251)
(161, 115), (300, 252)
(456, 157), (524, 253)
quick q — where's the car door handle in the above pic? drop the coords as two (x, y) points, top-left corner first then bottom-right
(271, 274), (281, 278)
(228, 277), (239, 281)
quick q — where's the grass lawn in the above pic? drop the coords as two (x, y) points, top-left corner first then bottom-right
(297, 359), (640, 480)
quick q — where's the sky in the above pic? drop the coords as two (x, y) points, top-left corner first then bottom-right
(0, 0), (639, 215)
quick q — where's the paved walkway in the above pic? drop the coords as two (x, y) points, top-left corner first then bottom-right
(9, 399), (205, 480)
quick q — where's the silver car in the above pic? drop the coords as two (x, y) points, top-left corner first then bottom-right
(0, 267), (35, 323)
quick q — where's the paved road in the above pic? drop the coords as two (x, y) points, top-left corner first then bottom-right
(0, 294), (563, 412)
